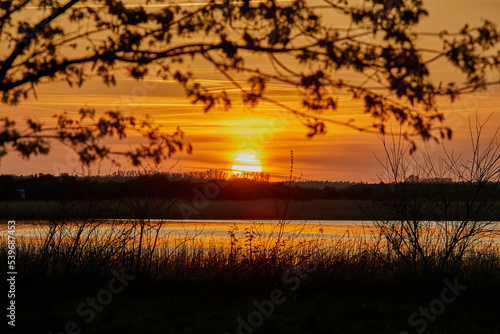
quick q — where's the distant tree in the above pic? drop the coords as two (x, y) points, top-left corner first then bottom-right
(187, 168), (230, 181)
(1, 0), (500, 164)
(231, 171), (270, 182)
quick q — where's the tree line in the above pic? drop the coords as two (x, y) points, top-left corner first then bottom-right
(1, 172), (499, 203)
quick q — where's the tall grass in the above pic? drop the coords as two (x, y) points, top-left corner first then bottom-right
(1, 219), (499, 285)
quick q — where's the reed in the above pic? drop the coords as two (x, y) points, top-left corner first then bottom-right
(2, 219), (499, 284)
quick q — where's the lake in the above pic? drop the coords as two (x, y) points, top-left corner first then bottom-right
(7, 219), (500, 249)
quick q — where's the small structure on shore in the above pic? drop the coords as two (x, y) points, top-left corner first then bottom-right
(16, 189), (25, 200)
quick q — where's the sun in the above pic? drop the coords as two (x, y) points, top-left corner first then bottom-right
(231, 153), (263, 174)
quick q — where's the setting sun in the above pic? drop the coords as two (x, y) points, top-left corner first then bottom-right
(231, 154), (263, 174)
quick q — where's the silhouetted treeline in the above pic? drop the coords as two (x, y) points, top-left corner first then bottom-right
(0, 173), (499, 202)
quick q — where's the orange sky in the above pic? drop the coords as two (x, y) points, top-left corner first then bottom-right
(1, 0), (500, 181)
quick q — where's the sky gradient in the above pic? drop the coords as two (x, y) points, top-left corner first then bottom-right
(1, 0), (500, 181)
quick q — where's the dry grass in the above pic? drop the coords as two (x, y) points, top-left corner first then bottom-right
(1, 219), (499, 283)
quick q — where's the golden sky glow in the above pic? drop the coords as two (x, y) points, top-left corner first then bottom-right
(1, 1), (500, 181)
(232, 154), (263, 174)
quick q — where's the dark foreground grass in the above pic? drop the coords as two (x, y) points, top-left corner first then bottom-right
(8, 275), (500, 334)
(2, 219), (500, 334)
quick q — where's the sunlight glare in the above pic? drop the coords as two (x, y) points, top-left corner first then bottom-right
(231, 154), (263, 174)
